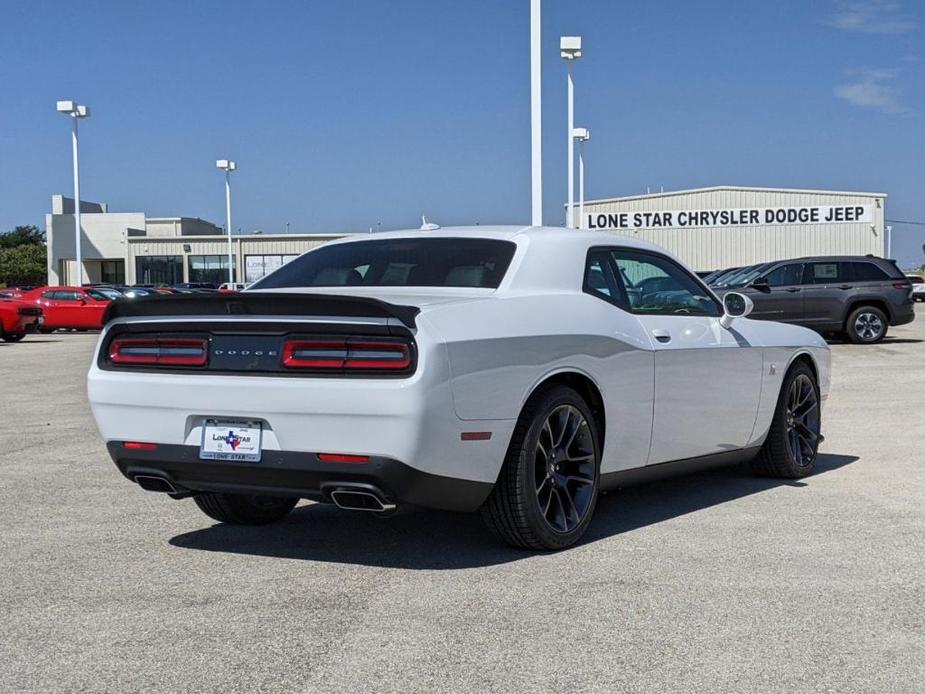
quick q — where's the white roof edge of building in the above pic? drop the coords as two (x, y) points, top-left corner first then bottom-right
(126, 232), (357, 241)
(580, 185), (889, 206)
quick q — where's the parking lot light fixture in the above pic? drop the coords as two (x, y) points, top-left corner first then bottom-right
(560, 36), (582, 228)
(215, 159), (237, 284)
(573, 127), (590, 229)
(56, 100), (90, 285)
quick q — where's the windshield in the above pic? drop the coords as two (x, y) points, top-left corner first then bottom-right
(252, 238), (517, 290)
(713, 263), (773, 288)
(86, 288), (122, 300)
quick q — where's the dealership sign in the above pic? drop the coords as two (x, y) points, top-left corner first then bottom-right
(586, 204), (874, 231)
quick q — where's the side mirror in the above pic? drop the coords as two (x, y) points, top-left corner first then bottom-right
(749, 276), (770, 292)
(720, 292), (754, 329)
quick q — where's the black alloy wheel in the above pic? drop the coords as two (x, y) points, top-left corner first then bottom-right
(752, 361), (822, 478)
(784, 373), (820, 468)
(534, 404), (597, 533)
(481, 384), (601, 550)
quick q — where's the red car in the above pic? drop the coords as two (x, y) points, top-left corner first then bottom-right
(0, 297), (43, 342)
(22, 286), (116, 331)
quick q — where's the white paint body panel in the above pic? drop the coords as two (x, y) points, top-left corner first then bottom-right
(87, 226), (830, 488)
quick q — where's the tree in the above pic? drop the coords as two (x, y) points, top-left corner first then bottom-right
(0, 226), (46, 286)
(0, 225), (45, 249)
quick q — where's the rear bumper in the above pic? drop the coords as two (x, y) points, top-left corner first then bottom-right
(108, 442), (493, 512)
(891, 304), (915, 326)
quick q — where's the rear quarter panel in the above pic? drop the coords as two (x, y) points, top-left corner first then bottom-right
(422, 293), (656, 474)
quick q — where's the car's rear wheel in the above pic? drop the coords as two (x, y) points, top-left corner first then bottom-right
(481, 384), (600, 550)
(846, 306), (888, 344)
(752, 362), (821, 478)
(193, 492), (298, 525)
(2, 332), (25, 342)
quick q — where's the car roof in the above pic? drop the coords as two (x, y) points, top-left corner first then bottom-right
(320, 225), (671, 253)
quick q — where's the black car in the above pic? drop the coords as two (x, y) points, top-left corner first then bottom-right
(710, 255), (915, 343)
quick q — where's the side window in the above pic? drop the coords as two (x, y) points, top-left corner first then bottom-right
(42, 290), (57, 300)
(583, 251), (625, 305)
(608, 249), (721, 317)
(764, 263), (804, 287)
(804, 262), (843, 284)
(848, 262), (889, 282)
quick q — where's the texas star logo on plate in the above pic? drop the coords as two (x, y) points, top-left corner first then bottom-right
(200, 419), (263, 462)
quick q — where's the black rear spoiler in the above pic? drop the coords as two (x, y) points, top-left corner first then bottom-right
(103, 293), (420, 329)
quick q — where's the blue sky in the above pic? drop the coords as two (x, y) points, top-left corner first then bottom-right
(1, 0), (923, 266)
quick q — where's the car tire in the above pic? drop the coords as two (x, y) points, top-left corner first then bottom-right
(193, 493), (298, 525)
(752, 361), (821, 478)
(2, 332), (26, 342)
(481, 384), (601, 550)
(845, 306), (888, 344)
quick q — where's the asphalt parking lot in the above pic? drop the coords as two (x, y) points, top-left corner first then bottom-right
(1, 313), (923, 693)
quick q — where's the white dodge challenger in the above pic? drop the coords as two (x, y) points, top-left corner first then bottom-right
(88, 226), (830, 549)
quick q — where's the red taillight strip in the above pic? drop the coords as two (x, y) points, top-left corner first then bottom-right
(123, 441), (159, 451)
(282, 339), (348, 368)
(109, 338), (208, 366)
(317, 453), (370, 464)
(344, 341), (411, 370)
(282, 338), (411, 371)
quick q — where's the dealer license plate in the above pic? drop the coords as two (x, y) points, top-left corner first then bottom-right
(199, 419), (263, 462)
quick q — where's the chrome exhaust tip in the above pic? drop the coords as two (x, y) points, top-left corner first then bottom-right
(329, 489), (396, 513)
(134, 475), (177, 494)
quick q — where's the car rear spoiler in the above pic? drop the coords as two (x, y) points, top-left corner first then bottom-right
(103, 293), (420, 329)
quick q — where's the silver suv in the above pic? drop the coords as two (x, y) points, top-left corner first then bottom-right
(710, 256), (915, 343)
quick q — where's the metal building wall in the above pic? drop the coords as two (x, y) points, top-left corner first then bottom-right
(579, 187), (886, 272)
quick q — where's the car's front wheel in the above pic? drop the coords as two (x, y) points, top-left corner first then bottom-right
(752, 361), (821, 478)
(846, 305), (888, 344)
(481, 384), (600, 550)
(193, 493), (298, 525)
(2, 332), (25, 342)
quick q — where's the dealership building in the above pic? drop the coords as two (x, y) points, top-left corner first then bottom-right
(574, 186), (888, 272)
(45, 195), (350, 286)
(46, 184), (889, 286)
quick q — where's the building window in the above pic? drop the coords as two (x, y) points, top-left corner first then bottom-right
(135, 256), (182, 286)
(244, 254), (299, 283)
(188, 255), (237, 286)
(100, 260), (125, 285)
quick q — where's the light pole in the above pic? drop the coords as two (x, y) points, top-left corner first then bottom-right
(530, 0), (543, 226)
(560, 37), (582, 228)
(215, 159), (237, 285)
(573, 127), (590, 229)
(56, 100), (90, 285)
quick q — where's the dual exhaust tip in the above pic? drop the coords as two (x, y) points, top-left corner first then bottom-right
(133, 474), (395, 513)
(329, 488), (396, 513)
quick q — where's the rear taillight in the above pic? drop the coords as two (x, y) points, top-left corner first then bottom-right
(893, 281), (911, 289)
(282, 338), (411, 371)
(109, 338), (208, 366)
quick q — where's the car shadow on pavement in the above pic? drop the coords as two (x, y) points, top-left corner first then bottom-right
(169, 453), (858, 570)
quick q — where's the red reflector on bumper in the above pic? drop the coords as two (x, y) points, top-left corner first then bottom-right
(317, 453), (370, 464)
(461, 432), (492, 441)
(123, 441), (159, 451)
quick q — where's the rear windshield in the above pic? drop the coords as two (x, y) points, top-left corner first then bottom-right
(252, 238), (517, 290)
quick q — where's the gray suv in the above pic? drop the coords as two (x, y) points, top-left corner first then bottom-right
(710, 256), (915, 343)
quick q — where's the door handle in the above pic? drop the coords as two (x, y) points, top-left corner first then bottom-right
(838, 285), (852, 290)
(785, 287), (801, 293)
(651, 329), (671, 343)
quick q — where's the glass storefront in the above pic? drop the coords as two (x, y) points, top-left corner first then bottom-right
(100, 260), (125, 285)
(188, 255), (237, 286)
(135, 256), (182, 286)
(245, 254), (299, 283)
